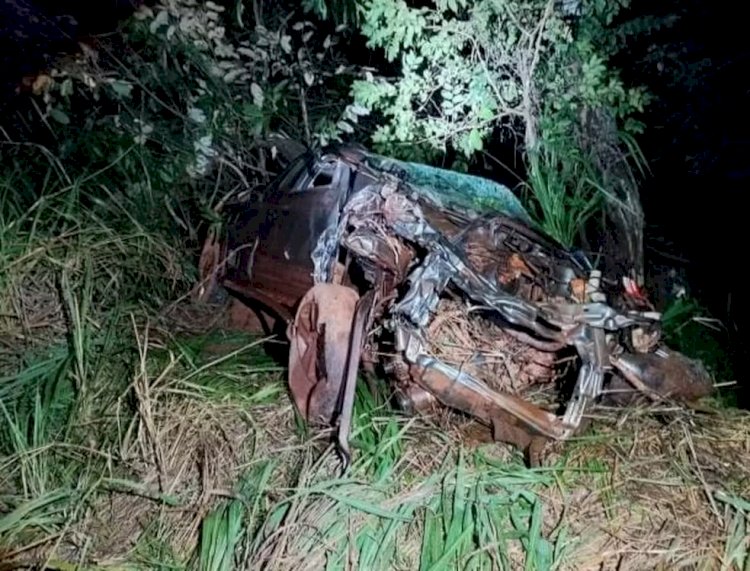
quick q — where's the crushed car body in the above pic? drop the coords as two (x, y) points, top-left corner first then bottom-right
(195, 143), (714, 467)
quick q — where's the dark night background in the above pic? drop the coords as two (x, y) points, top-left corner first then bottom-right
(2, 0), (748, 400)
(616, 0), (749, 401)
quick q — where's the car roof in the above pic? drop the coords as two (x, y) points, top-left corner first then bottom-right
(322, 144), (533, 224)
(368, 153), (532, 223)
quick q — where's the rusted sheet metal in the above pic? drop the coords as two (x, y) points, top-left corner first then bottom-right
(202, 143), (715, 468)
(335, 289), (377, 470)
(411, 357), (570, 440)
(287, 284), (359, 424)
(409, 360), (559, 466)
(193, 225), (224, 303)
(223, 279), (294, 323)
(611, 348), (714, 403)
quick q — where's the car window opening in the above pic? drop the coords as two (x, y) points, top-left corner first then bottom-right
(312, 171), (333, 187)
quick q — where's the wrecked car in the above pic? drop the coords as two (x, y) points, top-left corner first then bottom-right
(194, 143), (713, 466)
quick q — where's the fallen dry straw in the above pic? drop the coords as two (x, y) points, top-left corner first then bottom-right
(544, 403), (750, 569)
(425, 298), (559, 395)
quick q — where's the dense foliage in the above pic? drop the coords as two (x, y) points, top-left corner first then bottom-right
(352, 0), (648, 158)
(4, 0), (654, 253)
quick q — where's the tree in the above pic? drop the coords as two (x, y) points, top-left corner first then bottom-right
(351, 0), (651, 281)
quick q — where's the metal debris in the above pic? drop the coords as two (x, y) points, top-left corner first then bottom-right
(200, 143), (714, 466)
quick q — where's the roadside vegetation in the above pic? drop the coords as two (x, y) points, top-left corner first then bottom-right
(1, 1), (747, 569)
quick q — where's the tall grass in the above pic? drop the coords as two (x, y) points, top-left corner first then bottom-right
(230, 383), (571, 570)
(239, 444), (567, 570)
(715, 491), (750, 570)
(0, 139), (283, 565)
(0, 148), (184, 559)
(520, 144), (603, 248)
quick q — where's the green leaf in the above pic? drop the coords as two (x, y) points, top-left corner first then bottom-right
(467, 128), (483, 153)
(478, 105), (494, 121)
(250, 83), (264, 107)
(59, 78), (74, 97)
(48, 108), (70, 125)
(337, 120), (355, 134)
(110, 80), (133, 98)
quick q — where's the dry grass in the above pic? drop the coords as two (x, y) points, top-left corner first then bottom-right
(83, 396), (296, 565)
(425, 298), (560, 395)
(1, 297), (748, 570)
(79, 372), (750, 570)
(545, 404), (750, 570)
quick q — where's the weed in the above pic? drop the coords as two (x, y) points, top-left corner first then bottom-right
(520, 144), (603, 249)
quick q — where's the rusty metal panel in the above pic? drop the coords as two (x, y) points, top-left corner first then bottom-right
(201, 142), (715, 468)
